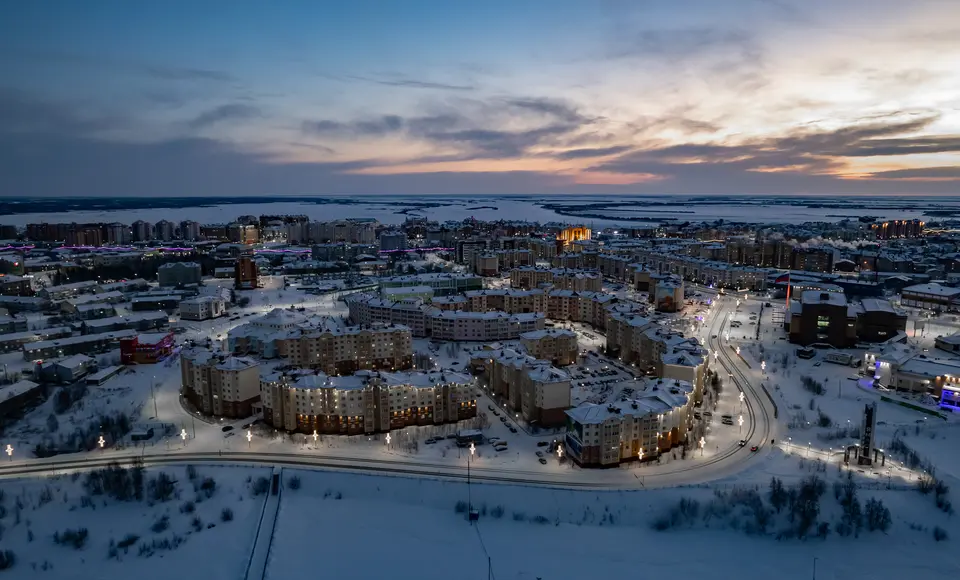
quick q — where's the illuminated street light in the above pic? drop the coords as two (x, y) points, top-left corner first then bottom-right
(724, 332), (729, 341)
(638, 448), (644, 462)
(738, 414), (744, 434)
(699, 436), (705, 456)
(739, 390), (745, 411)
(246, 429), (253, 448)
(557, 445), (564, 459)
(4, 444), (11, 461)
(713, 350), (718, 362)
(469, 442), (476, 456)
(313, 430), (319, 443)
(735, 346), (741, 356)
(98, 435), (105, 448)
(180, 428), (187, 442)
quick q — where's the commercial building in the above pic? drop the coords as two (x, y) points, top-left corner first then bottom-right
(564, 378), (693, 467)
(0, 274), (32, 297)
(789, 291), (856, 347)
(900, 283), (960, 311)
(520, 329), (579, 366)
(651, 277), (684, 312)
(180, 296), (227, 321)
(260, 368), (476, 434)
(381, 285), (435, 302)
(37, 354), (95, 384)
(158, 262), (202, 287)
(472, 348), (571, 427)
(0, 314), (28, 334)
(120, 331), (175, 364)
(22, 329), (137, 361)
(852, 299), (907, 343)
(39, 281), (99, 302)
(181, 349), (261, 418)
(130, 295), (181, 312)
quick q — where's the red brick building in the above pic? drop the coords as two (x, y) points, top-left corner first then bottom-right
(120, 331), (175, 364)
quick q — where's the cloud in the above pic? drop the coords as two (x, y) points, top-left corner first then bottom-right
(868, 166), (960, 180)
(608, 27), (760, 63)
(830, 136), (960, 157)
(553, 145), (634, 159)
(5, 49), (237, 84)
(318, 72), (474, 91)
(593, 113), (941, 179)
(188, 104), (262, 129)
(504, 97), (592, 124)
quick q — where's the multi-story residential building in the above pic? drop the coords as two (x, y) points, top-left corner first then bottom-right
(180, 296), (226, 321)
(131, 220), (152, 242)
(38, 280), (99, 302)
(472, 347), (571, 427)
(464, 288), (545, 314)
(311, 243), (379, 262)
(520, 328), (579, 366)
(154, 220), (176, 241)
(308, 219), (378, 244)
(0, 274), (32, 297)
(378, 272), (482, 297)
(234, 256), (259, 289)
(378, 230), (408, 252)
(22, 329), (137, 360)
(228, 308), (413, 374)
(179, 220), (202, 241)
(544, 290), (619, 328)
(158, 261), (202, 287)
(428, 310), (545, 342)
(181, 349), (261, 418)
(510, 267), (602, 292)
(227, 223), (259, 245)
(260, 368), (476, 434)
(564, 378), (693, 467)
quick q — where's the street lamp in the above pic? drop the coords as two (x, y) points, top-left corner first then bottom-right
(557, 445), (564, 459)
(98, 435), (105, 449)
(180, 428), (188, 443)
(724, 332), (729, 342)
(246, 429), (253, 448)
(738, 414), (744, 434)
(314, 430), (320, 444)
(761, 360), (766, 372)
(4, 444), (12, 461)
(699, 436), (705, 456)
(638, 447), (643, 462)
(713, 350), (718, 362)
(735, 346), (741, 356)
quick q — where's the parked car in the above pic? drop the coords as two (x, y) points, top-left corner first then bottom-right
(536, 451), (544, 458)
(537, 441), (549, 447)
(508, 426), (518, 433)
(221, 425), (234, 432)
(538, 457), (548, 465)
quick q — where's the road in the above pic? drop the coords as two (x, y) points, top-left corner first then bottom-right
(0, 294), (776, 490)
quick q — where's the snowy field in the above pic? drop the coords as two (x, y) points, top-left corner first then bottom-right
(0, 464), (270, 580)
(266, 462), (960, 580)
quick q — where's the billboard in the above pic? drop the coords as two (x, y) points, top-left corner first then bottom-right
(655, 284), (680, 312)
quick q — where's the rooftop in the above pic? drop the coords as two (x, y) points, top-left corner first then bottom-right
(801, 290), (847, 307)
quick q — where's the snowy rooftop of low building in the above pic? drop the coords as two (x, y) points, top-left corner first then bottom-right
(526, 365), (570, 383)
(565, 380), (692, 424)
(53, 354), (94, 369)
(1, 379), (41, 400)
(24, 329), (138, 352)
(801, 290), (847, 307)
(860, 298), (899, 315)
(216, 356), (259, 371)
(137, 332), (172, 344)
(902, 283), (960, 297)
(65, 291), (124, 305)
(936, 333), (960, 346)
(898, 356), (960, 378)
(0, 327), (72, 343)
(519, 328), (577, 340)
(383, 285), (434, 296)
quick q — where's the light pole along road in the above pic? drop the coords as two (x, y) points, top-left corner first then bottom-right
(0, 297), (774, 490)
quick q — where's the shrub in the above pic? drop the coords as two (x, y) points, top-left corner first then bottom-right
(512, 511), (526, 522)
(934, 526), (949, 542)
(865, 498), (892, 532)
(221, 508), (234, 522)
(490, 505), (505, 519)
(251, 477), (270, 496)
(191, 517), (203, 532)
(150, 516), (169, 534)
(186, 465), (198, 480)
(148, 472), (176, 502)
(288, 476), (301, 490)
(199, 477), (217, 498)
(0, 550), (14, 570)
(454, 500), (468, 514)
(180, 501), (195, 514)
(54, 527), (88, 550)
(117, 534), (139, 551)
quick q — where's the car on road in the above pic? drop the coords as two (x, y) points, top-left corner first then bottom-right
(508, 426), (518, 433)
(538, 457), (548, 465)
(488, 437), (500, 444)
(536, 451), (544, 458)
(694, 413), (702, 420)
(499, 416), (507, 423)
(750, 446), (759, 452)
(491, 409), (500, 417)
(487, 404), (494, 411)
(221, 425), (234, 432)
(703, 411), (712, 417)
(537, 441), (549, 447)
(739, 439), (747, 447)
(424, 438), (437, 445)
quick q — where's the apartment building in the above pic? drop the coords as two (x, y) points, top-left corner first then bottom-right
(158, 262), (202, 287)
(346, 293), (545, 341)
(564, 378), (693, 467)
(181, 349), (261, 418)
(509, 267), (601, 292)
(464, 288), (545, 314)
(260, 368), (476, 435)
(520, 328), (579, 366)
(228, 308), (413, 374)
(472, 348), (571, 427)
(544, 290), (618, 329)
(378, 273), (482, 297)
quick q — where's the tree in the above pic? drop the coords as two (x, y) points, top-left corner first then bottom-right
(769, 477), (787, 513)
(46, 413), (59, 433)
(865, 498), (891, 532)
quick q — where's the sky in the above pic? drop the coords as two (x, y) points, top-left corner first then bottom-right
(1, 0), (959, 197)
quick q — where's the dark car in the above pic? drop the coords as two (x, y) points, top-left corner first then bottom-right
(221, 425), (234, 432)
(739, 439), (747, 447)
(537, 441), (549, 447)
(538, 457), (548, 465)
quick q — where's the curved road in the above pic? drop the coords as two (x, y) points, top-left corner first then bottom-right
(0, 297), (775, 490)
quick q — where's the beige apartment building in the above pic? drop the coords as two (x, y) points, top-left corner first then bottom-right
(260, 369), (477, 435)
(564, 378), (693, 467)
(464, 288), (546, 314)
(181, 349), (261, 418)
(520, 328), (579, 366)
(472, 347), (571, 427)
(544, 290), (618, 328)
(510, 267), (602, 292)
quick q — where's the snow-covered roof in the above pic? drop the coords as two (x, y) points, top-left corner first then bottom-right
(902, 283), (960, 297)
(136, 332), (173, 344)
(519, 328), (577, 340)
(216, 356), (259, 371)
(24, 329), (137, 352)
(53, 354), (94, 369)
(566, 379), (692, 424)
(860, 298), (899, 315)
(898, 356), (960, 379)
(1, 379), (41, 400)
(800, 290), (847, 307)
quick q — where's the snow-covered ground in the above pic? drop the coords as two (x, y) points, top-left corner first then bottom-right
(0, 464), (270, 579)
(266, 463), (960, 580)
